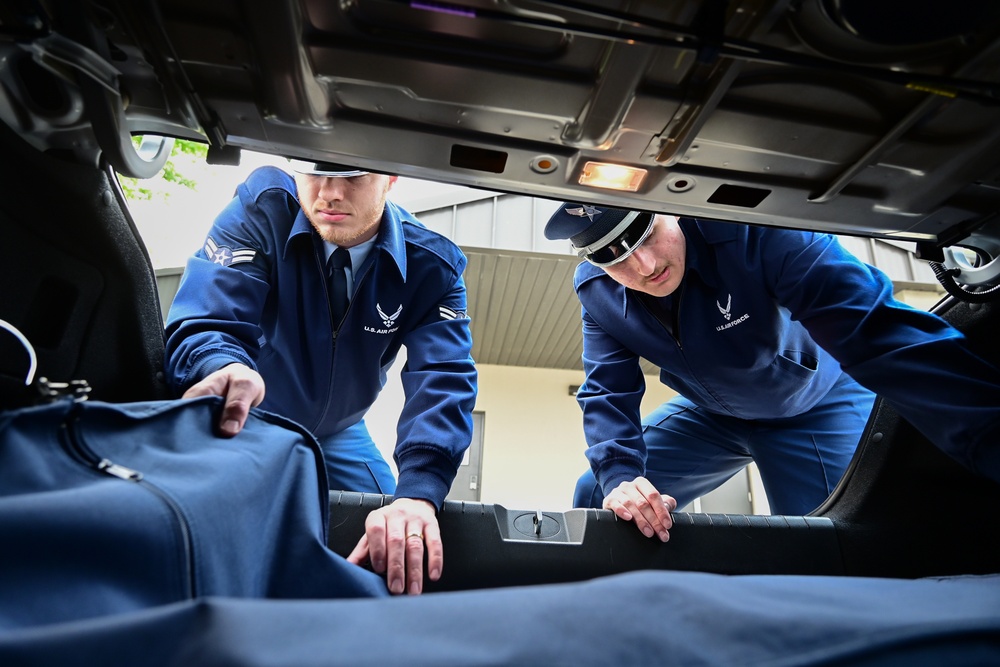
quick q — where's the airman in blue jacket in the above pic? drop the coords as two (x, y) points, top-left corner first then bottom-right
(166, 162), (478, 595)
(545, 204), (1000, 541)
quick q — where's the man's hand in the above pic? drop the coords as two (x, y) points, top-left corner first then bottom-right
(181, 363), (266, 436)
(346, 497), (442, 595)
(603, 476), (676, 542)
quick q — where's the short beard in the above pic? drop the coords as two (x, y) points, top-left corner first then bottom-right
(311, 215), (380, 247)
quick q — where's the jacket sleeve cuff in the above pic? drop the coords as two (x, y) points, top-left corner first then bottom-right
(185, 349), (256, 388)
(598, 466), (644, 497)
(393, 447), (458, 511)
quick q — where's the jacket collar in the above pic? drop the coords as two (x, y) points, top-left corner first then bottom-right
(678, 216), (724, 292)
(284, 200), (410, 281)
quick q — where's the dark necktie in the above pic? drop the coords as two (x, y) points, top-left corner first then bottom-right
(327, 247), (351, 327)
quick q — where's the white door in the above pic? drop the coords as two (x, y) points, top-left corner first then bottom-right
(447, 411), (484, 502)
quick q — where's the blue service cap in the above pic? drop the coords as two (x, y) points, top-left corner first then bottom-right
(288, 158), (370, 177)
(544, 203), (640, 248)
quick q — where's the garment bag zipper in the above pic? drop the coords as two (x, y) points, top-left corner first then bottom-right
(63, 411), (197, 600)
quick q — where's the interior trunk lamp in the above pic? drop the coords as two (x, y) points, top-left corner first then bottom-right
(578, 161), (647, 192)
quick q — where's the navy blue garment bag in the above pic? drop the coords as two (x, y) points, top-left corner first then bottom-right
(0, 395), (387, 631)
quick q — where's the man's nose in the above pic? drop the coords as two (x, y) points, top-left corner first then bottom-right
(318, 177), (347, 201)
(628, 245), (656, 274)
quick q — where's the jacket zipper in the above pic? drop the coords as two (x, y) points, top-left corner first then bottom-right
(316, 247), (340, 430)
(62, 410), (197, 600)
(635, 284), (684, 350)
(318, 250), (340, 341)
(672, 285), (684, 349)
(315, 246), (375, 432)
(332, 254), (372, 338)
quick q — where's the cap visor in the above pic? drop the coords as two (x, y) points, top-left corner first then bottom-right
(288, 158), (369, 177)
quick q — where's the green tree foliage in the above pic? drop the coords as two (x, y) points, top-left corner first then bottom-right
(118, 138), (209, 201)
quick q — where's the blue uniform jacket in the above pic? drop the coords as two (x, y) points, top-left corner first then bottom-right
(576, 217), (1000, 493)
(164, 167), (478, 507)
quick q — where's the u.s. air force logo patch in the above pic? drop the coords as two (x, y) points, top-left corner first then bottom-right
(205, 236), (256, 267)
(715, 292), (750, 332)
(365, 303), (402, 334)
(377, 303), (402, 328)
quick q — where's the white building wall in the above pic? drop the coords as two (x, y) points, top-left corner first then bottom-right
(366, 352), (676, 511)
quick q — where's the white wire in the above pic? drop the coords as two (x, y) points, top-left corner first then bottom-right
(0, 319), (38, 386)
